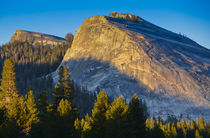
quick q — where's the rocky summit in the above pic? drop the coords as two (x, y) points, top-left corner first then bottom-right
(54, 12), (210, 120)
(10, 30), (65, 46)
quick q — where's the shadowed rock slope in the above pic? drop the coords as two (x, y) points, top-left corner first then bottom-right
(10, 30), (65, 46)
(55, 12), (210, 120)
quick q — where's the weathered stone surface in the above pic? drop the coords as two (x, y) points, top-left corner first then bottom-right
(55, 12), (210, 120)
(10, 30), (65, 46)
(109, 12), (142, 22)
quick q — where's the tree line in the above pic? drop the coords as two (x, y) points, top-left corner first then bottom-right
(0, 59), (209, 138)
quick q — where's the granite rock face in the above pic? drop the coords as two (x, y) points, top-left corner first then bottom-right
(55, 12), (210, 120)
(10, 30), (65, 46)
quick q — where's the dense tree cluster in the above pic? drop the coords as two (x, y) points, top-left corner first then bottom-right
(0, 36), (73, 94)
(0, 60), (209, 138)
(145, 116), (210, 138)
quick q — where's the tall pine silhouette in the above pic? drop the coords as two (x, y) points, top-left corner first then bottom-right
(64, 66), (74, 101)
(0, 59), (18, 104)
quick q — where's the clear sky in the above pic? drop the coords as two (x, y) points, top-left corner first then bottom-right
(0, 0), (210, 49)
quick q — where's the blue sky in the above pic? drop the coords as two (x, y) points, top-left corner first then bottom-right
(0, 0), (210, 49)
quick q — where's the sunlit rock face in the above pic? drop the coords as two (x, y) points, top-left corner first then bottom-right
(10, 30), (65, 46)
(55, 12), (210, 120)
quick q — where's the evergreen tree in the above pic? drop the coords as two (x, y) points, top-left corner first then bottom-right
(74, 118), (81, 138)
(38, 90), (48, 118)
(105, 97), (129, 138)
(150, 117), (155, 129)
(64, 65), (74, 101)
(195, 129), (202, 138)
(56, 99), (77, 137)
(127, 94), (146, 137)
(22, 90), (40, 135)
(81, 114), (93, 138)
(0, 59), (18, 104)
(198, 117), (205, 131)
(41, 103), (57, 138)
(171, 123), (178, 137)
(91, 90), (109, 137)
(57, 99), (72, 116)
(190, 119), (195, 130)
(53, 65), (64, 106)
(146, 118), (150, 129)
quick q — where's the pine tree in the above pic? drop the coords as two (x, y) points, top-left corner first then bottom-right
(198, 117), (205, 131)
(0, 59), (18, 104)
(127, 94), (146, 137)
(81, 114), (93, 138)
(146, 118), (150, 129)
(63, 65), (74, 101)
(23, 90), (40, 135)
(56, 99), (77, 137)
(190, 119), (195, 130)
(195, 129), (202, 138)
(74, 118), (81, 138)
(171, 123), (177, 137)
(150, 117), (155, 129)
(57, 99), (72, 116)
(53, 66), (64, 106)
(58, 65), (64, 89)
(38, 90), (48, 118)
(105, 97), (129, 138)
(91, 90), (109, 137)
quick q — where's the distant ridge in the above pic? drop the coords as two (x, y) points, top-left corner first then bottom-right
(10, 30), (65, 46)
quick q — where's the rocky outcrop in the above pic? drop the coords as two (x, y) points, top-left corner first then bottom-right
(10, 30), (65, 46)
(55, 12), (210, 120)
(109, 12), (142, 22)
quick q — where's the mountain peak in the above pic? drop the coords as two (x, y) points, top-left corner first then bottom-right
(108, 12), (142, 22)
(57, 12), (210, 120)
(10, 30), (65, 46)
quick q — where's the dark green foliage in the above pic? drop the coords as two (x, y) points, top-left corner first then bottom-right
(73, 85), (96, 118)
(38, 90), (48, 118)
(53, 65), (74, 107)
(53, 66), (65, 106)
(55, 99), (78, 138)
(64, 66), (74, 101)
(149, 125), (165, 138)
(105, 97), (129, 138)
(127, 94), (146, 137)
(0, 40), (72, 94)
(91, 90), (109, 137)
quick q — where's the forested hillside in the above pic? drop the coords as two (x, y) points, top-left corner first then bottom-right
(0, 59), (209, 138)
(0, 33), (73, 94)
